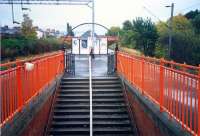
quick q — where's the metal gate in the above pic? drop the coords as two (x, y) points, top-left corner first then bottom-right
(107, 53), (116, 75)
(65, 53), (75, 75)
(65, 52), (116, 76)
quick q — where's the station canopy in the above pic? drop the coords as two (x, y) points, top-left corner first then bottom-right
(0, 0), (91, 5)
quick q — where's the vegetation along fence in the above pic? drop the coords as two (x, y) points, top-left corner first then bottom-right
(0, 51), (64, 127)
(117, 51), (200, 136)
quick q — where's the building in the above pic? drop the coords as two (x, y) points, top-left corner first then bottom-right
(72, 30), (108, 54)
(0, 26), (21, 37)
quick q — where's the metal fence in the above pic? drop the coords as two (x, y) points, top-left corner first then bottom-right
(0, 51), (64, 127)
(117, 51), (200, 136)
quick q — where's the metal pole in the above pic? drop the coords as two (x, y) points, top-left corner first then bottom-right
(168, 3), (174, 59)
(89, 55), (93, 136)
(90, 1), (94, 135)
(91, 0), (95, 48)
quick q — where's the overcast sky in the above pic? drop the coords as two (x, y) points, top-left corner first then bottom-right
(0, 0), (200, 35)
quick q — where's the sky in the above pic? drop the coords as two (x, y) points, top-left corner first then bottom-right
(0, 0), (200, 35)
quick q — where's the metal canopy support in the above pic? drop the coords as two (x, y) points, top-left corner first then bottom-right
(89, 55), (93, 136)
(0, 0), (91, 5)
(90, 1), (94, 135)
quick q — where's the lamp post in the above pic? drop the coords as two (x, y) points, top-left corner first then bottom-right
(165, 3), (174, 59)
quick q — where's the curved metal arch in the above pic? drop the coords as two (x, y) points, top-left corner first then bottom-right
(72, 23), (109, 31)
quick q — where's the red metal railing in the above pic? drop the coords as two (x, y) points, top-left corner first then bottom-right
(117, 51), (200, 136)
(0, 51), (63, 70)
(0, 51), (64, 127)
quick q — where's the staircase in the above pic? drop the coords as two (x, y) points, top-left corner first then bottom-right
(48, 76), (136, 136)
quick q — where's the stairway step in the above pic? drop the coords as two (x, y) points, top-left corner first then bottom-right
(53, 115), (89, 121)
(61, 80), (120, 85)
(57, 95), (89, 99)
(93, 95), (123, 99)
(94, 134), (133, 136)
(54, 109), (89, 115)
(93, 89), (122, 94)
(93, 98), (124, 103)
(93, 114), (129, 121)
(93, 109), (128, 115)
(49, 128), (89, 135)
(58, 93), (123, 97)
(48, 76), (135, 136)
(61, 77), (119, 81)
(51, 121), (89, 128)
(56, 99), (89, 104)
(58, 94), (89, 97)
(55, 105), (89, 110)
(60, 85), (89, 89)
(62, 78), (89, 82)
(60, 84), (121, 89)
(93, 127), (132, 134)
(59, 90), (89, 94)
(94, 120), (131, 125)
(93, 93), (123, 96)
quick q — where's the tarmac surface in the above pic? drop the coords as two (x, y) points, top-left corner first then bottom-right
(74, 54), (108, 77)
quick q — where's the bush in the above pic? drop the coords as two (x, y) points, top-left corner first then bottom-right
(1, 36), (63, 61)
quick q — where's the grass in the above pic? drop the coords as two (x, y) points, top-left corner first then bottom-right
(1, 51), (59, 64)
(119, 46), (142, 56)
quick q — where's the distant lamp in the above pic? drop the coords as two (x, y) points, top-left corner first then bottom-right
(13, 21), (20, 24)
(22, 7), (31, 11)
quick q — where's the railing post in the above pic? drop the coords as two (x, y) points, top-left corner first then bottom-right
(141, 58), (145, 95)
(16, 66), (23, 107)
(159, 59), (164, 112)
(198, 64), (200, 136)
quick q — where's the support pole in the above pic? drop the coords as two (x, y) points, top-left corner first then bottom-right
(89, 56), (93, 136)
(168, 3), (174, 58)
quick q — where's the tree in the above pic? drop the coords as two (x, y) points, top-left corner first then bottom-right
(122, 20), (132, 31)
(185, 9), (200, 20)
(106, 26), (121, 36)
(21, 14), (37, 39)
(192, 14), (200, 34)
(66, 23), (74, 36)
(132, 17), (158, 56)
(156, 14), (200, 65)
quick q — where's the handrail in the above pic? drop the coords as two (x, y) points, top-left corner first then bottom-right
(0, 51), (65, 127)
(43, 57), (63, 136)
(118, 57), (139, 135)
(0, 51), (63, 69)
(89, 55), (93, 136)
(118, 51), (199, 74)
(117, 51), (200, 136)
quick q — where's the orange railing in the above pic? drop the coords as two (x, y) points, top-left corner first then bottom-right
(117, 51), (200, 136)
(0, 51), (64, 127)
(0, 51), (63, 70)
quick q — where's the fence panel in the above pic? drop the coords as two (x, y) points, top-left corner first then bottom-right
(0, 52), (64, 127)
(117, 51), (199, 136)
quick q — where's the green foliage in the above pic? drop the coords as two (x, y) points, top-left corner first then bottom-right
(122, 20), (133, 31)
(119, 17), (158, 56)
(155, 43), (167, 58)
(106, 26), (121, 36)
(156, 14), (200, 65)
(132, 18), (158, 56)
(185, 9), (200, 20)
(21, 14), (37, 39)
(107, 10), (200, 66)
(192, 14), (200, 34)
(1, 37), (63, 61)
